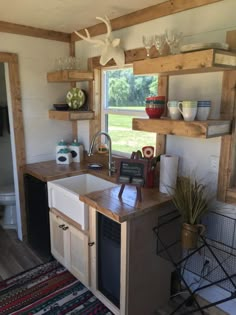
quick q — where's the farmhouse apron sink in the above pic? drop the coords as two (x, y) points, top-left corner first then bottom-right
(47, 174), (117, 230)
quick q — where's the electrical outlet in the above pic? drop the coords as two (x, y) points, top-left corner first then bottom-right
(210, 155), (219, 173)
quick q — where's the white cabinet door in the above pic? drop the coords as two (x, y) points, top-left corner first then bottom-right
(49, 210), (89, 286)
(49, 211), (70, 268)
(69, 224), (89, 287)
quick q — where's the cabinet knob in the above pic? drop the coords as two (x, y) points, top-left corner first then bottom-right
(88, 242), (95, 247)
(62, 226), (69, 230)
(59, 224), (65, 228)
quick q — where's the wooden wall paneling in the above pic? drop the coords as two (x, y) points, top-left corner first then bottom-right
(69, 39), (75, 57)
(120, 220), (129, 315)
(69, 40), (77, 138)
(6, 53), (27, 237)
(156, 75), (169, 156)
(71, 0), (222, 42)
(218, 30), (236, 203)
(0, 20), (70, 42)
(88, 64), (101, 143)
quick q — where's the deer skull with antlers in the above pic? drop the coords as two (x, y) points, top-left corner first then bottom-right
(74, 16), (125, 67)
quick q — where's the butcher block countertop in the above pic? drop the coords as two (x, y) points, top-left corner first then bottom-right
(80, 185), (171, 223)
(23, 160), (116, 183)
(24, 160), (171, 222)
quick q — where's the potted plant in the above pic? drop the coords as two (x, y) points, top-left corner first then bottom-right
(171, 175), (210, 249)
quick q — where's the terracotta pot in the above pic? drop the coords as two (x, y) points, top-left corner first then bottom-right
(181, 223), (206, 249)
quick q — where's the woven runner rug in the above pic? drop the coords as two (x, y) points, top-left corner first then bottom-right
(0, 260), (113, 315)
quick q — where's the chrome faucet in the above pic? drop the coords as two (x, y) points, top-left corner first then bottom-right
(88, 131), (114, 176)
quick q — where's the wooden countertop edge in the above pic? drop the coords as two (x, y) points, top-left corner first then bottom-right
(80, 189), (172, 223)
(23, 161), (116, 183)
(80, 194), (124, 222)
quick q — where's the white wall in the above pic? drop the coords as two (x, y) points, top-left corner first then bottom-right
(75, 0), (236, 201)
(0, 33), (73, 163)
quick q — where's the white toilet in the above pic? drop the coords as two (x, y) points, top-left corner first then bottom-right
(0, 185), (17, 229)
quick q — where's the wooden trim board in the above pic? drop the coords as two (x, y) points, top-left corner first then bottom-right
(71, 0), (222, 42)
(218, 30), (236, 204)
(2, 53), (26, 238)
(0, 20), (70, 42)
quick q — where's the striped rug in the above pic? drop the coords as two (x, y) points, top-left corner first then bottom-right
(0, 260), (113, 315)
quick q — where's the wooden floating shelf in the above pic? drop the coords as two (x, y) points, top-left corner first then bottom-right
(47, 70), (94, 82)
(48, 110), (94, 121)
(132, 118), (232, 139)
(133, 49), (236, 76)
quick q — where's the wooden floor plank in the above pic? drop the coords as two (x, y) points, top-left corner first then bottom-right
(0, 227), (45, 280)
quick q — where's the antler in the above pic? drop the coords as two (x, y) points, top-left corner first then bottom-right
(74, 28), (104, 45)
(96, 15), (111, 39)
(74, 15), (112, 44)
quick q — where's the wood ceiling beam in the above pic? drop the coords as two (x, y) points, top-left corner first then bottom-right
(71, 0), (222, 42)
(0, 20), (70, 42)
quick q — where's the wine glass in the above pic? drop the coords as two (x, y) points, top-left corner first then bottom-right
(154, 34), (166, 56)
(165, 29), (177, 54)
(142, 35), (154, 58)
(172, 31), (183, 54)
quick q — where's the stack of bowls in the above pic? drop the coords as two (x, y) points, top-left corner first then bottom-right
(145, 96), (165, 118)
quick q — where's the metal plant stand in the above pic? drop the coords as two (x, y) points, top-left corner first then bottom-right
(153, 210), (236, 315)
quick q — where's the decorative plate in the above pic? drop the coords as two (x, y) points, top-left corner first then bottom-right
(180, 42), (229, 53)
(66, 88), (86, 109)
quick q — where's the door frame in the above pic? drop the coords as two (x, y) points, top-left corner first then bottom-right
(0, 52), (26, 240)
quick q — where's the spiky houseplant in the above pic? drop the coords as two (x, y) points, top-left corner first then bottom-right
(171, 176), (210, 249)
(172, 176), (209, 224)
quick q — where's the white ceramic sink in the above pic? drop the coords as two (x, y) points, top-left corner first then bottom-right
(47, 174), (117, 230)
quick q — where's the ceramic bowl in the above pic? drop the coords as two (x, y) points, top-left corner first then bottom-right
(146, 107), (164, 118)
(146, 96), (166, 102)
(53, 103), (69, 111)
(146, 103), (165, 108)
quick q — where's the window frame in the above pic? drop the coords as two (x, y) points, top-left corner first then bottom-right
(100, 65), (158, 156)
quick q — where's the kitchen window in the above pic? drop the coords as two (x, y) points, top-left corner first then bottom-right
(101, 66), (158, 156)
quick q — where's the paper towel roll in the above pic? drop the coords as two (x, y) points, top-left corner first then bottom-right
(159, 154), (179, 195)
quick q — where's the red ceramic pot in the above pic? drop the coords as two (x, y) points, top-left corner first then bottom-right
(145, 107), (164, 118)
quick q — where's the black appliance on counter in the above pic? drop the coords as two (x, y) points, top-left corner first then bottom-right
(24, 174), (51, 259)
(97, 212), (121, 307)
